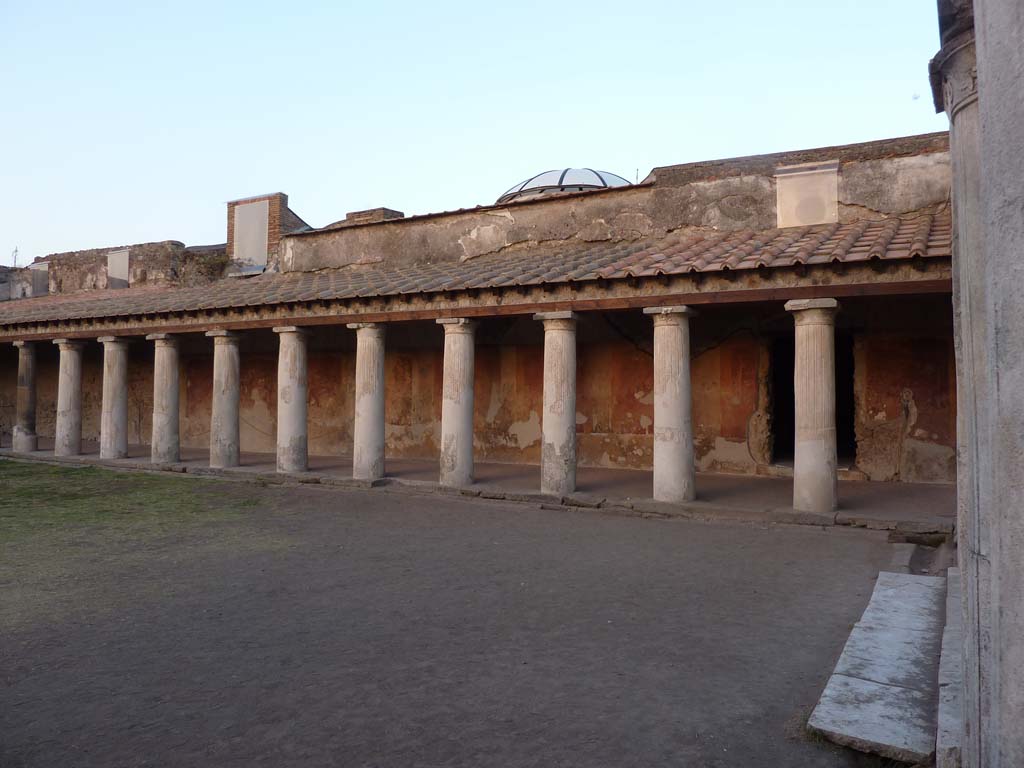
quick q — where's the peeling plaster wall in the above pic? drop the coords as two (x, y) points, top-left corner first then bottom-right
(284, 135), (950, 273)
(853, 333), (956, 483)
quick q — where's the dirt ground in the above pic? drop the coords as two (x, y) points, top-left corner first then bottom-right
(1, 461), (897, 767)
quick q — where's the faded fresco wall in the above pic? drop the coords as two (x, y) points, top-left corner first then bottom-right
(0, 299), (957, 483)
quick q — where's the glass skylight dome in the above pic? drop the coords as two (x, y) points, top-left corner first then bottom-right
(497, 168), (632, 204)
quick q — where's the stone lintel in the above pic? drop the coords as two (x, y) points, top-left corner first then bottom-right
(643, 305), (696, 317)
(273, 325), (309, 335)
(533, 311), (577, 322)
(784, 298), (839, 313)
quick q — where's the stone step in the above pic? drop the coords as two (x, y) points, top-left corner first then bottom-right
(807, 570), (946, 764)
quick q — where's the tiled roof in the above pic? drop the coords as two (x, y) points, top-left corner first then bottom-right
(0, 212), (951, 327)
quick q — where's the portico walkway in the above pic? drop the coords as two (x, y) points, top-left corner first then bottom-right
(3, 438), (955, 535)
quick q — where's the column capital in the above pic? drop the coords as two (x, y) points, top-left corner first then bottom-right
(643, 305), (696, 317)
(785, 298), (839, 325)
(346, 322), (384, 330)
(12, 340), (33, 348)
(98, 336), (130, 345)
(437, 317), (477, 333)
(273, 325), (309, 336)
(146, 332), (178, 343)
(206, 329), (240, 344)
(52, 338), (86, 350)
(533, 310), (577, 322)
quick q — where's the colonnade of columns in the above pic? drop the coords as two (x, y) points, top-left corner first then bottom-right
(7, 298), (843, 508)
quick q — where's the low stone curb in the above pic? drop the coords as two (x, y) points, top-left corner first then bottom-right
(0, 450), (953, 535)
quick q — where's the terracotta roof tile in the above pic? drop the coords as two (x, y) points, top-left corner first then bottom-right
(0, 212), (951, 327)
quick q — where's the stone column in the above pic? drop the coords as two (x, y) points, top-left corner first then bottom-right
(98, 336), (129, 460)
(147, 333), (180, 464)
(206, 330), (240, 468)
(534, 311), (577, 496)
(931, 11), (988, 766)
(12, 341), (37, 452)
(785, 299), (839, 514)
(971, 2), (1024, 764)
(437, 318), (476, 487)
(348, 323), (385, 481)
(53, 339), (85, 457)
(274, 326), (308, 473)
(644, 306), (696, 502)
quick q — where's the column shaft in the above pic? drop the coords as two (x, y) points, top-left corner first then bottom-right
(99, 337), (129, 459)
(348, 323), (385, 481)
(437, 318), (476, 487)
(53, 339), (85, 457)
(274, 327), (308, 473)
(645, 306), (696, 502)
(535, 312), (577, 495)
(148, 334), (180, 464)
(785, 299), (839, 514)
(207, 331), (240, 468)
(12, 342), (37, 452)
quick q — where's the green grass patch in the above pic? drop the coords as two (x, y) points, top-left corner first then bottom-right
(0, 460), (258, 541)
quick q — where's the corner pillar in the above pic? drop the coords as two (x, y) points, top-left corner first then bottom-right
(12, 341), (37, 452)
(147, 333), (180, 464)
(644, 306), (696, 502)
(348, 323), (385, 481)
(53, 339), (86, 457)
(437, 318), (476, 487)
(274, 326), (309, 473)
(785, 298), (839, 514)
(206, 330), (240, 468)
(98, 337), (130, 459)
(535, 311), (577, 495)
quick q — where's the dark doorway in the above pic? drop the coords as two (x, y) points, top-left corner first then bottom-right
(771, 337), (795, 464)
(770, 332), (857, 467)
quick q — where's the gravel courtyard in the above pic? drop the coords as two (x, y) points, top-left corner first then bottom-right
(1, 461), (896, 767)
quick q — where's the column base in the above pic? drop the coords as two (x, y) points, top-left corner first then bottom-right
(12, 430), (37, 453)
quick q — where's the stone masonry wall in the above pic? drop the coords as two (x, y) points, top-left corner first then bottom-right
(283, 133), (950, 272)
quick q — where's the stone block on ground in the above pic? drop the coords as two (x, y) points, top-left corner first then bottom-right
(807, 571), (945, 764)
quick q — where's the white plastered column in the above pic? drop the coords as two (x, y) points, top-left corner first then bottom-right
(274, 326), (309, 473)
(206, 330), (240, 468)
(53, 339), (86, 457)
(348, 323), (385, 481)
(12, 341), (37, 452)
(98, 336), (130, 459)
(644, 305), (696, 502)
(785, 298), (839, 514)
(437, 318), (476, 487)
(147, 333), (180, 464)
(535, 311), (578, 496)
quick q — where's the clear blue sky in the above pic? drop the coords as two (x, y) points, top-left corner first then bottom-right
(1, 0), (948, 266)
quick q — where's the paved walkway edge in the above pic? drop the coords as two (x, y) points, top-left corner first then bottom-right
(0, 450), (953, 534)
(807, 571), (946, 763)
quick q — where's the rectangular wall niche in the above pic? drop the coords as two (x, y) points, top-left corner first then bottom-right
(775, 160), (839, 228)
(107, 248), (130, 289)
(231, 199), (270, 274)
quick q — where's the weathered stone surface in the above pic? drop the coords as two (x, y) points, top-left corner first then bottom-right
(937, 568), (962, 768)
(808, 571), (945, 763)
(808, 674), (936, 763)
